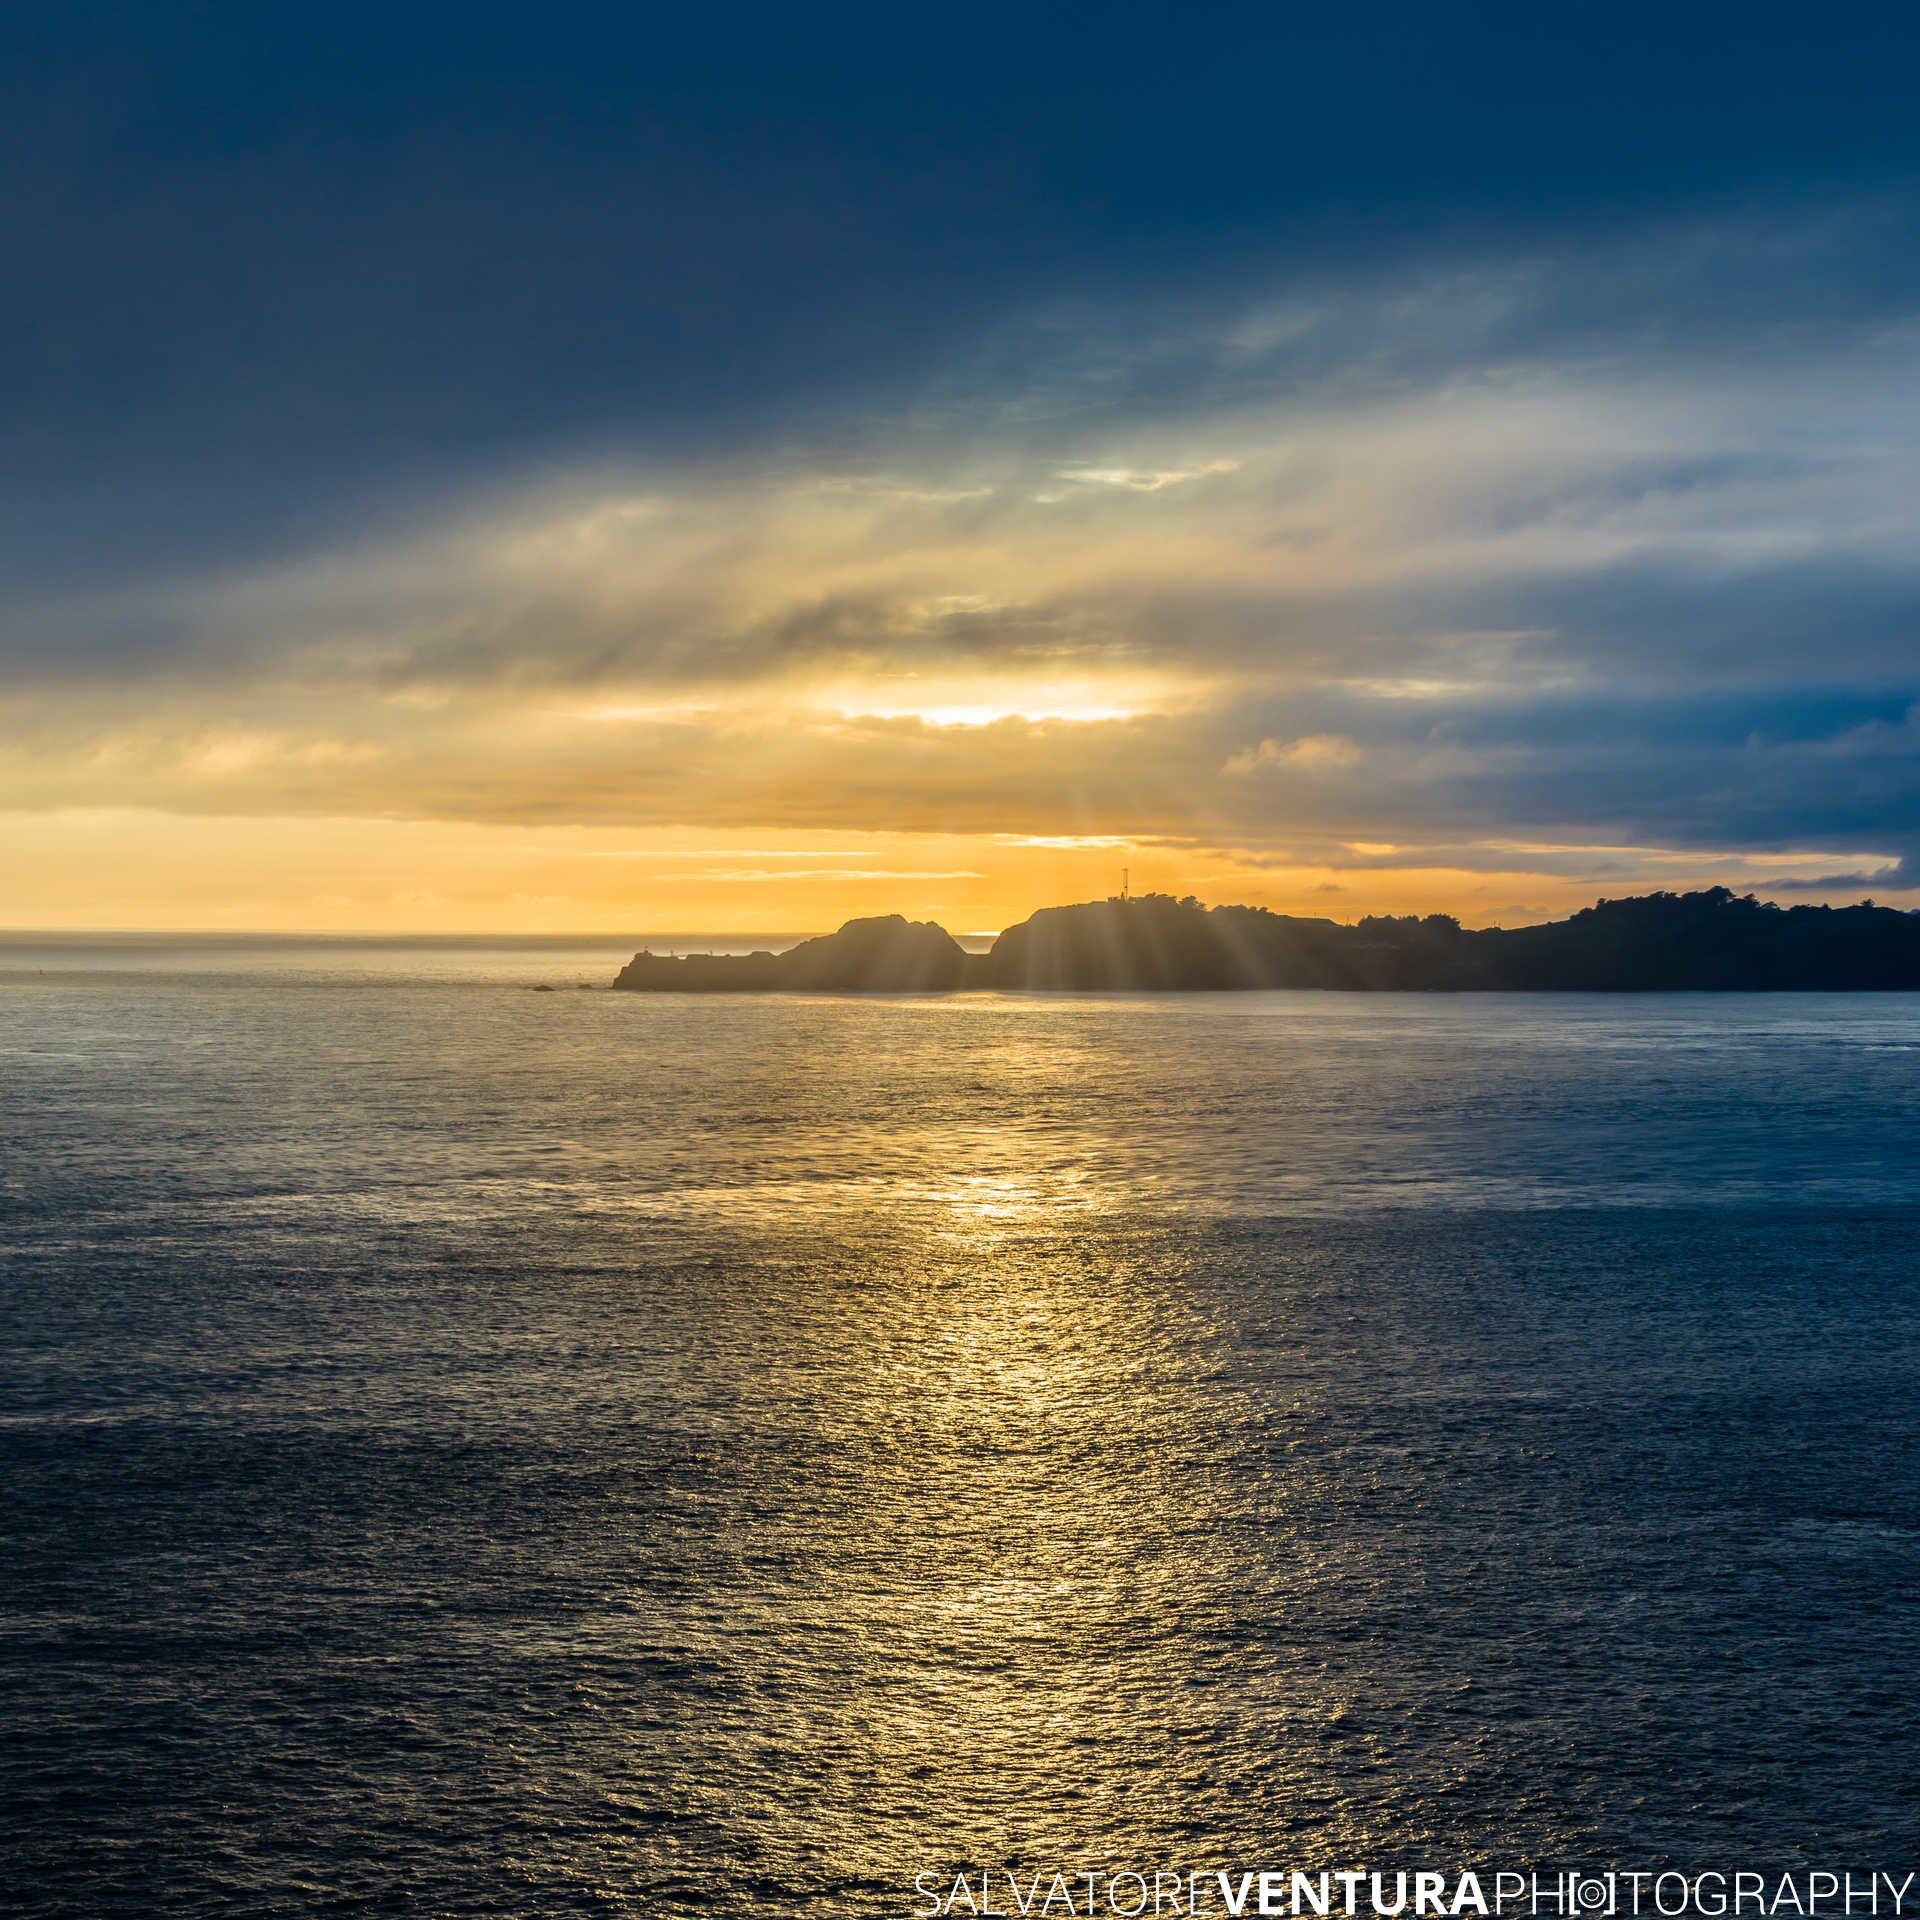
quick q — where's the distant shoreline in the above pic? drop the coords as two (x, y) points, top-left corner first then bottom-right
(612, 888), (1920, 994)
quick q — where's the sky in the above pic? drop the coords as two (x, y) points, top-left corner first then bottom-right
(5, 2), (1920, 932)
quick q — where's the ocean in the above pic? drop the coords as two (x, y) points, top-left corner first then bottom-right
(3, 939), (1918, 1916)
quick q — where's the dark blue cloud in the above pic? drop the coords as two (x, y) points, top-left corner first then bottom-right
(7, 1), (1920, 586)
(9, 1), (1920, 889)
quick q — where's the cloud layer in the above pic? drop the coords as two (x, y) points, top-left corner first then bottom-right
(6, 207), (1919, 915)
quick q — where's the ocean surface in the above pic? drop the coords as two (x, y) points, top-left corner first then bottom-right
(3, 938), (1919, 1916)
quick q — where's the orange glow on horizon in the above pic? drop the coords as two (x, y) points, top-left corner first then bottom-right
(0, 809), (1892, 936)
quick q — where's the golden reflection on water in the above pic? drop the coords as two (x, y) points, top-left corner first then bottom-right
(751, 1177), (1271, 1897)
(921, 1163), (1124, 1238)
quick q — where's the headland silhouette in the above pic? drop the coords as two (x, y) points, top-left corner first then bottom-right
(612, 887), (1920, 992)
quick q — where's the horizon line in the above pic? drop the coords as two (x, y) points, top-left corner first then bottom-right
(1, 885), (1913, 946)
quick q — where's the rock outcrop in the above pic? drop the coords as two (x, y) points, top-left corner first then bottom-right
(613, 915), (977, 993)
(612, 890), (1920, 992)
